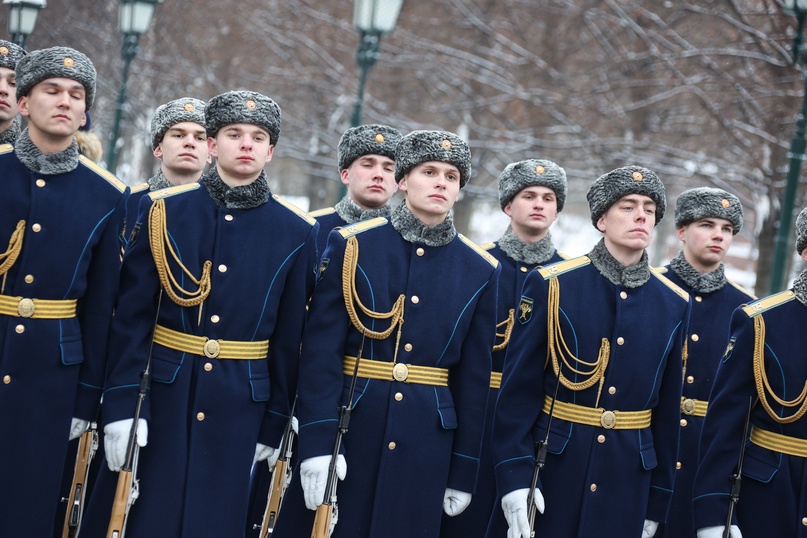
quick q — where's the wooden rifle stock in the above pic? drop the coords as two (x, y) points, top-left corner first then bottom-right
(61, 423), (98, 538)
(311, 503), (333, 538)
(258, 458), (290, 538)
(107, 469), (134, 538)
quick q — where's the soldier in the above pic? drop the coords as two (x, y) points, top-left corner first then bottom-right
(273, 129), (500, 537)
(692, 208), (807, 537)
(124, 97), (209, 245)
(442, 158), (568, 538)
(491, 166), (690, 538)
(81, 90), (318, 536)
(0, 39), (26, 145)
(657, 187), (753, 538)
(0, 46), (126, 536)
(309, 123), (402, 255)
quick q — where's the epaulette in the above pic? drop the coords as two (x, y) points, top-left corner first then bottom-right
(458, 234), (498, 268)
(650, 267), (690, 302)
(78, 155), (126, 193)
(557, 250), (569, 260)
(539, 256), (590, 279)
(655, 266), (669, 274)
(309, 207), (336, 219)
(0, 143), (12, 155)
(742, 290), (795, 318)
(148, 182), (200, 201)
(130, 182), (150, 194)
(479, 241), (496, 251)
(338, 217), (387, 238)
(728, 279), (756, 300)
(272, 194), (316, 226)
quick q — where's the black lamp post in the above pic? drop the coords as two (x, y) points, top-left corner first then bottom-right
(771, 0), (807, 292)
(3, 0), (45, 49)
(105, 0), (160, 173)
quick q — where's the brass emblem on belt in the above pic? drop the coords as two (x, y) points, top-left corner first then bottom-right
(681, 398), (696, 415)
(600, 410), (616, 429)
(17, 298), (35, 318)
(392, 363), (409, 382)
(203, 339), (221, 359)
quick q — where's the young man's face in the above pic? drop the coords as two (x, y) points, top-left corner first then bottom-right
(208, 123), (273, 186)
(597, 194), (656, 253)
(154, 121), (210, 181)
(18, 77), (86, 141)
(398, 161), (461, 225)
(0, 66), (18, 129)
(342, 154), (397, 209)
(504, 185), (558, 241)
(677, 217), (734, 273)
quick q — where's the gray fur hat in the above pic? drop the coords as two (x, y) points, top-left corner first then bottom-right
(151, 97), (206, 149)
(394, 129), (471, 187)
(498, 159), (567, 211)
(205, 90), (281, 144)
(338, 124), (402, 172)
(796, 206), (807, 255)
(0, 40), (26, 71)
(586, 165), (666, 228)
(674, 187), (743, 234)
(16, 46), (96, 110)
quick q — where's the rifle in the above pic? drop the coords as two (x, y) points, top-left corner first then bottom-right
(61, 421), (99, 538)
(723, 396), (753, 538)
(255, 400), (297, 537)
(107, 290), (162, 538)
(310, 331), (366, 538)
(527, 376), (560, 537)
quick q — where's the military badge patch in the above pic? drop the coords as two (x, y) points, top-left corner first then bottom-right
(518, 296), (533, 324)
(722, 337), (736, 362)
(318, 258), (330, 280)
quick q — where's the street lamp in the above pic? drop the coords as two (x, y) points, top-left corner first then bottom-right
(771, 0), (807, 292)
(3, 0), (46, 49)
(105, 0), (161, 173)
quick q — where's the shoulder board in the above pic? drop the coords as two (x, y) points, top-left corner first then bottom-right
(309, 207), (336, 218)
(148, 182), (200, 201)
(650, 267), (690, 302)
(0, 143), (12, 155)
(556, 250), (569, 260)
(655, 266), (669, 274)
(78, 155), (126, 192)
(458, 234), (499, 268)
(130, 182), (150, 194)
(538, 256), (590, 279)
(728, 279), (756, 300)
(742, 290), (795, 317)
(272, 194), (316, 225)
(338, 217), (388, 238)
(479, 241), (496, 251)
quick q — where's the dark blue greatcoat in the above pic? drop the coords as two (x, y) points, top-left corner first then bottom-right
(442, 242), (563, 538)
(492, 256), (690, 538)
(694, 290), (807, 537)
(122, 181), (150, 247)
(273, 216), (499, 538)
(310, 207), (345, 258)
(82, 181), (318, 537)
(659, 267), (753, 538)
(0, 145), (126, 536)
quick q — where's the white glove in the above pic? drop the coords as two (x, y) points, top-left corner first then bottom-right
(300, 454), (346, 511)
(698, 526), (743, 538)
(68, 418), (89, 441)
(104, 418), (148, 472)
(443, 488), (472, 516)
(642, 520), (659, 537)
(291, 416), (299, 435)
(502, 487), (545, 538)
(253, 443), (277, 467)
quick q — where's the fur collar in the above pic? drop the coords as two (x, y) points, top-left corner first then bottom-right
(390, 202), (456, 247)
(202, 166), (270, 209)
(147, 169), (174, 191)
(669, 250), (726, 293)
(335, 194), (392, 224)
(14, 128), (79, 175)
(587, 238), (650, 289)
(497, 226), (556, 265)
(793, 270), (807, 308)
(0, 117), (20, 145)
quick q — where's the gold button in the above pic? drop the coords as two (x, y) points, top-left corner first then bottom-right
(204, 362), (213, 371)
(608, 386), (616, 395)
(15, 325), (24, 334)
(616, 337), (624, 345)
(416, 248), (424, 256)
(590, 484), (597, 492)
(24, 274), (34, 283)
(197, 412), (205, 421)
(686, 376), (694, 384)
(520, 266), (528, 273)
(691, 334), (699, 342)
(620, 291), (627, 299)
(802, 517), (807, 526)
(395, 392), (403, 401)
(597, 435), (605, 443)
(2, 375), (9, 384)
(680, 419), (688, 427)
(404, 343), (412, 352)
(676, 461), (682, 469)
(411, 296), (419, 304)
(218, 264), (227, 273)
(695, 296), (702, 302)
(224, 214), (234, 221)
(32, 223), (41, 232)
(388, 441), (396, 450)
(36, 179), (46, 187)
(210, 315), (220, 323)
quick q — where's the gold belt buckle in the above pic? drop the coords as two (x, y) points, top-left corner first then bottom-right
(681, 398), (696, 416)
(600, 410), (616, 429)
(17, 298), (35, 318)
(203, 339), (221, 359)
(392, 363), (409, 382)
